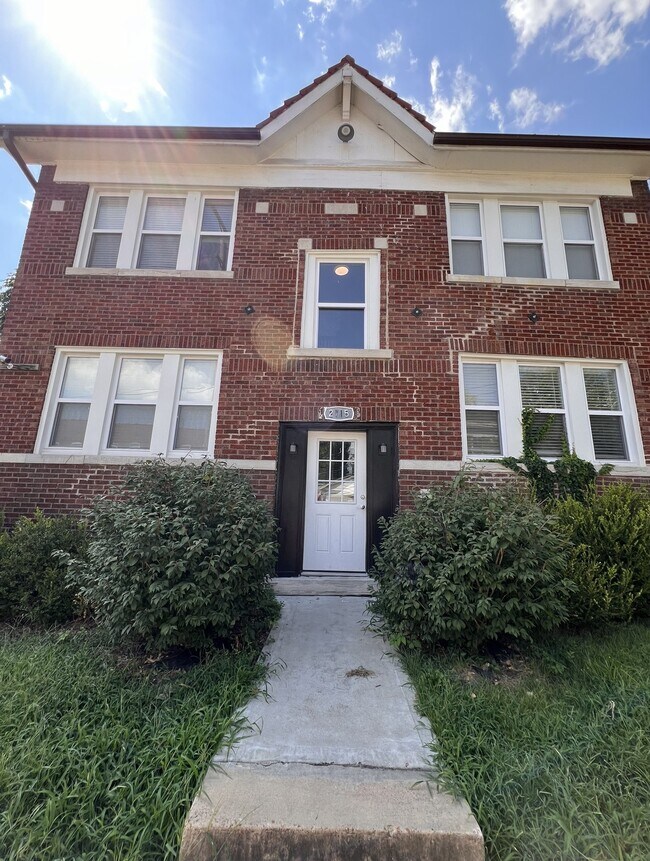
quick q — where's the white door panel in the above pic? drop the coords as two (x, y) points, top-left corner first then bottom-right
(303, 431), (367, 573)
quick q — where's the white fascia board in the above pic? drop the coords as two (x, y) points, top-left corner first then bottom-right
(258, 69), (344, 142)
(53, 160), (635, 197)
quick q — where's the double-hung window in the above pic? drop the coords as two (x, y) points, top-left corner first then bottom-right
(300, 251), (381, 351)
(38, 350), (222, 458)
(460, 357), (641, 465)
(447, 196), (612, 283)
(77, 190), (237, 272)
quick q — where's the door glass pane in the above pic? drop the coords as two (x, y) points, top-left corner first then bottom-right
(180, 360), (217, 404)
(108, 404), (156, 449)
(331, 461), (342, 480)
(316, 439), (356, 502)
(319, 441), (329, 459)
(583, 369), (621, 410)
(466, 411), (501, 455)
(60, 357), (98, 399)
(519, 367), (564, 408)
(501, 206), (542, 240)
(464, 364), (499, 406)
(450, 203), (481, 237)
(318, 263), (365, 303)
(87, 233), (121, 268)
(565, 245), (598, 280)
(331, 441), (343, 459)
(50, 403), (90, 447)
(560, 207), (593, 241)
(590, 415), (628, 460)
(137, 234), (181, 269)
(318, 461), (329, 480)
(504, 243), (546, 278)
(452, 240), (483, 275)
(174, 405), (211, 450)
(317, 309), (364, 348)
(343, 441), (355, 460)
(201, 199), (233, 232)
(197, 236), (230, 270)
(116, 359), (162, 401)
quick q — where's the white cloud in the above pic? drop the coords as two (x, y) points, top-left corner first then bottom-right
(20, 198), (33, 213)
(507, 87), (565, 127)
(255, 56), (268, 92)
(297, 22), (304, 40)
(504, 0), (650, 65)
(306, 0), (338, 23)
(408, 49), (419, 69)
(489, 98), (506, 131)
(427, 57), (477, 132)
(377, 30), (403, 62)
(0, 75), (12, 99)
(382, 75), (396, 88)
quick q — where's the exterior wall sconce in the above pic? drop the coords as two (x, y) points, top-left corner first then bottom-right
(379, 443), (388, 454)
(528, 311), (539, 324)
(289, 443), (298, 454)
(411, 307), (423, 318)
(244, 305), (255, 315)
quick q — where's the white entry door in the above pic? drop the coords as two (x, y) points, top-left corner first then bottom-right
(303, 431), (367, 573)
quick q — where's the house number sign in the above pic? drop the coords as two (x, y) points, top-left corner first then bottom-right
(320, 406), (358, 421)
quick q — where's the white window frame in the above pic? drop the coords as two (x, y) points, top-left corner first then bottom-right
(459, 355), (644, 466)
(499, 202), (548, 279)
(36, 348), (223, 459)
(300, 250), (381, 350)
(560, 205), (599, 280)
(74, 188), (238, 272)
(459, 361), (506, 457)
(448, 200), (486, 276)
(446, 195), (612, 282)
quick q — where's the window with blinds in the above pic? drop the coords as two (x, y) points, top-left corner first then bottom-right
(87, 196), (128, 267)
(450, 203), (484, 276)
(196, 199), (234, 271)
(137, 197), (185, 269)
(501, 205), (546, 279)
(518, 366), (567, 457)
(462, 363), (502, 455)
(561, 207), (598, 280)
(583, 368), (628, 460)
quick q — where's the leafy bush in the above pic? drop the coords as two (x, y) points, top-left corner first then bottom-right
(65, 460), (279, 651)
(553, 483), (650, 624)
(0, 510), (86, 625)
(370, 476), (572, 652)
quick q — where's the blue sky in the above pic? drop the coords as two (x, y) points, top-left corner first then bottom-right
(0, 0), (649, 278)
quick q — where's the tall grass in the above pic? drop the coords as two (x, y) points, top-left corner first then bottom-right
(405, 624), (650, 861)
(0, 628), (264, 860)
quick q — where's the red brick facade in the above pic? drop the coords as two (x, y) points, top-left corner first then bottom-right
(1, 166), (649, 524)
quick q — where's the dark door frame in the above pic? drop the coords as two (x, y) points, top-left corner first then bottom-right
(275, 422), (398, 576)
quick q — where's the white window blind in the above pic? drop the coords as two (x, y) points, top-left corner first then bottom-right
(137, 197), (186, 269)
(87, 196), (128, 267)
(561, 207), (598, 280)
(49, 356), (99, 447)
(173, 359), (217, 451)
(501, 205), (546, 278)
(463, 363), (502, 455)
(108, 358), (162, 449)
(583, 368), (628, 460)
(450, 203), (484, 276)
(519, 365), (567, 457)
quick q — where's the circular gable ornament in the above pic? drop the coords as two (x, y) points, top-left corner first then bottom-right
(337, 123), (355, 142)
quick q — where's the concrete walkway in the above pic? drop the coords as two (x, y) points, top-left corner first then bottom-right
(180, 596), (483, 860)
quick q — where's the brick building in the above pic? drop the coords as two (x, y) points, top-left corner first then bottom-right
(1, 56), (649, 575)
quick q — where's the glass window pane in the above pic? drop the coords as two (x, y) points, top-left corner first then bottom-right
(561, 207), (593, 241)
(180, 360), (217, 404)
(116, 358), (162, 402)
(341, 477), (355, 502)
(197, 236), (230, 270)
(137, 234), (180, 269)
(519, 366), (564, 409)
(50, 403), (90, 448)
(318, 263), (365, 303)
(201, 199), (233, 232)
(566, 245), (598, 280)
(60, 357), (98, 399)
(94, 196), (127, 230)
(450, 203), (481, 237)
(504, 243), (546, 278)
(590, 415), (628, 460)
(317, 308), (364, 349)
(464, 364), (499, 406)
(331, 461), (343, 480)
(318, 461), (329, 480)
(501, 206), (542, 241)
(87, 233), (121, 268)
(343, 441), (355, 460)
(584, 368), (621, 411)
(451, 240), (484, 275)
(174, 405), (212, 450)
(331, 441), (343, 459)
(108, 404), (156, 449)
(318, 441), (329, 459)
(317, 481), (329, 501)
(530, 413), (566, 458)
(143, 197), (185, 231)
(466, 410), (501, 455)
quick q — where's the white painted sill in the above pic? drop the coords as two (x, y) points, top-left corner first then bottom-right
(287, 346), (394, 360)
(0, 453), (276, 470)
(65, 267), (235, 279)
(446, 273), (620, 291)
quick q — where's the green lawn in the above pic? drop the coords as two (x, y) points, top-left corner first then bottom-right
(0, 628), (264, 861)
(405, 624), (650, 861)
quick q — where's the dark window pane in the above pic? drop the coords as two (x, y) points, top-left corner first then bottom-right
(504, 243), (546, 278)
(50, 403), (90, 448)
(331, 441), (343, 459)
(137, 234), (180, 269)
(452, 240), (484, 275)
(466, 410), (501, 455)
(197, 236), (230, 270)
(565, 244), (598, 279)
(318, 461), (329, 480)
(174, 405), (212, 450)
(317, 308), (364, 348)
(318, 441), (329, 459)
(331, 461), (343, 480)
(318, 263), (365, 303)
(87, 233), (121, 268)
(108, 404), (156, 449)
(530, 413), (566, 458)
(590, 415), (628, 460)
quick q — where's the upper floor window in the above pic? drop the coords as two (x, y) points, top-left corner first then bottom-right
(448, 197), (611, 282)
(460, 357), (642, 465)
(37, 349), (222, 458)
(300, 251), (381, 351)
(76, 189), (237, 272)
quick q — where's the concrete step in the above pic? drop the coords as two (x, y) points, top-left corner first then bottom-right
(272, 575), (371, 596)
(180, 761), (484, 861)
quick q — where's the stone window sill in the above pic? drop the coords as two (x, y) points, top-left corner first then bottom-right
(65, 267), (234, 279)
(287, 347), (394, 360)
(446, 273), (619, 290)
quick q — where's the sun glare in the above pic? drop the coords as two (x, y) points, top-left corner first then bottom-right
(20, 0), (165, 115)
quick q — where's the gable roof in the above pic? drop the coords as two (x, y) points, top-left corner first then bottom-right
(257, 54), (434, 134)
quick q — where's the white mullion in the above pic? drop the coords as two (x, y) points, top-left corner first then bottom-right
(86, 352), (117, 455)
(542, 200), (565, 279)
(500, 360), (521, 457)
(179, 192), (201, 270)
(226, 190), (239, 271)
(564, 364), (592, 460)
(118, 190), (144, 269)
(483, 199), (503, 276)
(151, 354), (180, 455)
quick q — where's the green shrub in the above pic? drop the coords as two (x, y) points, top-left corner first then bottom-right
(0, 511), (86, 625)
(553, 483), (650, 624)
(370, 476), (572, 652)
(65, 460), (279, 651)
